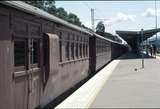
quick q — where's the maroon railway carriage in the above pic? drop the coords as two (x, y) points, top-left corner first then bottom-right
(89, 33), (128, 76)
(0, 1), (128, 109)
(0, 1), (91, 109)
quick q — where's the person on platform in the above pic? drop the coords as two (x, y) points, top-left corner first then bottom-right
(149, 45), (153, 57)
(152, 44), (157, 58)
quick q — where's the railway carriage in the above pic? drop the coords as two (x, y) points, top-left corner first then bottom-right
(111, 42), (129, 59)
(89, 33), (128, 76)
(95, 34), (112, 71)
(0, 1), (128, 109)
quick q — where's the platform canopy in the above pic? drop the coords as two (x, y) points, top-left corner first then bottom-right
(116, 28), (160, 53)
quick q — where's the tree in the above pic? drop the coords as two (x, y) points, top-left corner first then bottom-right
(67, 13), (81, 26)
(45, 1), (56, 14)
(45, 6), (56, 14)
(24, 1), (55, 12)
(55, 7), (68, 21)
(24, 1), (83, 27)
(96, 21), (105, 36)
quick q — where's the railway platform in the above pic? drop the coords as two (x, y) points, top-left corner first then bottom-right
(55, 52), (160, 108)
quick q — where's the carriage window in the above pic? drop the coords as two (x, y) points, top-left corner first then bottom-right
(65, 42), (70, 60)
(67, 33), (70, 40)
(71, 42), (74, 59)
(83, 44), (85, 57)
(14, 40), (26, 66)
(59, 32), (62, 62)
(76, 35), (79, 41)
(72, 34), (75, 40)
(80, 44), (82, 58)
(86, 44), (88, 57)
(100, 42), (102, 53)
(76, 43), (78, 58)
(32, 40), (38, 64)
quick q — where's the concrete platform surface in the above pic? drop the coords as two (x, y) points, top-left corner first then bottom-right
(91, 53), (160, 108)
(55, 57), (120, 108)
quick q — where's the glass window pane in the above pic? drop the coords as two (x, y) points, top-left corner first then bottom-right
(83, 44), (85, 57)
(59, 32), (62, 62)
(86, 44), (88, 57)
(32, 40), (38, 64)
(14, 40), (26, 66)
(80, 44), (82, 58)
(65, 42), (70, 60)
(71, 42), (74, 59)
(76, 43), (78, 58)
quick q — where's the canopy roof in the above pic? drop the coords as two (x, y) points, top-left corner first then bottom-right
(116, 28), (160, 42)
(116, 28), (160, 52)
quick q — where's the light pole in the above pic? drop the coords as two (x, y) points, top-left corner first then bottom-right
(155, 0), (158, 57)
(91, 8), (95, 31)
(91, 9), (108, 31)
(141, 29), (144, 68)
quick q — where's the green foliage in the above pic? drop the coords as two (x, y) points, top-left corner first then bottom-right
(24, 1), (55, 12)
(95, 21), (122, 43)
(67, 13), (81, 26)
(55, 7), (68, 20)
(96, 21), (105, 36)
(24, 1), (83, 27)
(46, 1), (57, 14)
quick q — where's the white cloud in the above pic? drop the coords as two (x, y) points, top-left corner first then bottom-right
(83, 12), (136, 30)
(84, 21), (91, 28)
(84, 20), (102, 29)
(142, 8), (160, 17)
(104, 12), (136, 25)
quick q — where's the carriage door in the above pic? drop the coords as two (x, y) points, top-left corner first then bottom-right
(28, 39), (41, 109)
(14, 38), (41, 109)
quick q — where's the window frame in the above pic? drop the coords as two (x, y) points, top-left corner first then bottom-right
(59, 32), (62, 62)
(30, 39), (40, 68)
(14, 38), (40, 72)
(14, 38), (28, 72)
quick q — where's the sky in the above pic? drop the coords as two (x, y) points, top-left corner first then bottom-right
(55, 1), (160, 35)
